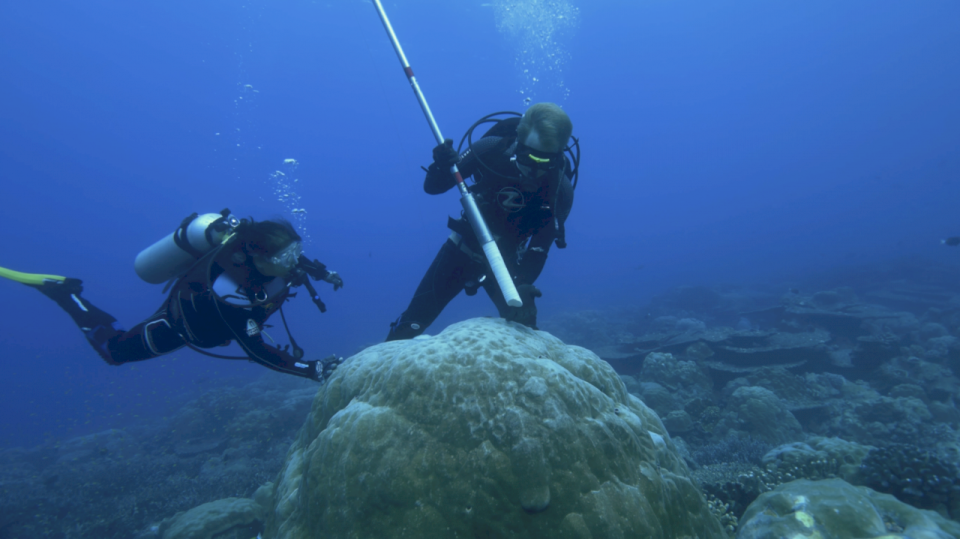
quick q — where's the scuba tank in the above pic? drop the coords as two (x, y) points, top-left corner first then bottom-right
(135, 209), (241, 284)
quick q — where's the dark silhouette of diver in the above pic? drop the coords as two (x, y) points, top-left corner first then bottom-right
(387, 102), (579, 340)
(0, 212), (344, 382)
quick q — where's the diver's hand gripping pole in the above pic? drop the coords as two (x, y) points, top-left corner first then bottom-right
(371, 0), (522, 308)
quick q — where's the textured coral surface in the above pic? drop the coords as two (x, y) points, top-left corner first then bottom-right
(266, 318), (725, 539)
(738, 478), (960, 539)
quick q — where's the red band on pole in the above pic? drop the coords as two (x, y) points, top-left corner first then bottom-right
(404, 66), (414, 78)
(454, 171), (465, 185)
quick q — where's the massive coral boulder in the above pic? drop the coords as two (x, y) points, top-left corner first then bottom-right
(716, 386), (804, 445)
(264, 318), (725, 538)
(737, 478), (960, 539)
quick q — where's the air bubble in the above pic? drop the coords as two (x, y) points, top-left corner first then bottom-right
(268, 159), (310, 242)
(492, 0), (579, 104)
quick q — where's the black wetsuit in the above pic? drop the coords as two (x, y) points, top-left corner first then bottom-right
(45, 246), (332, 381)
(387, 117), (574, 340)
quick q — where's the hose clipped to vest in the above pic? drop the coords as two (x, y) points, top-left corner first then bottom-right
(370, 0), (522, 308)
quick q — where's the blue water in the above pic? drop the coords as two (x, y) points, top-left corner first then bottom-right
(0, 0), (958, 449)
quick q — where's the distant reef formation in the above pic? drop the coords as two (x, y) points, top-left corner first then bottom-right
(542, 277), (960, 534)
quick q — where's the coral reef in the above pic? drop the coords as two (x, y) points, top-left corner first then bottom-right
(6, 271), (960, 537)
(858, 443), (960, 518)
(0, 376), (315, 538)
(265, 318), (725, 539)
(691, 436), (773, 467)
(738, 478), (960, 539)
(159, 497), (265, 539)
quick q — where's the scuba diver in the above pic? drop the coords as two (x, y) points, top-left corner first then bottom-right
(0, 211), (345, 382)
(386, 102), (579, 340)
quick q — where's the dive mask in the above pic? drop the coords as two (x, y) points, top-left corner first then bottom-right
(269, 241), (303, 270)
(513, 144), (563, 179)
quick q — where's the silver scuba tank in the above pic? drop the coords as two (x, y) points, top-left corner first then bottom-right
(135, 210), (240, 284)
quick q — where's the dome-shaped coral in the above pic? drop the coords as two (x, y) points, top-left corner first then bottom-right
(264, 318), (725, 538)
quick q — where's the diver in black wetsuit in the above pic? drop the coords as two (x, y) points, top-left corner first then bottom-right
(386, 102), (578, 340)
(0, 218), (345, 382)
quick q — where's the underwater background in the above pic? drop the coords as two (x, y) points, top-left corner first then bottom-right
(1, 0), (959, 536)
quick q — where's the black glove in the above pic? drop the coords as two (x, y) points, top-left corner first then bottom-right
(432, 139), (459, 170)
(313, 354), (344, 384)
(298, 257), (328, 281)
(323, 271), (343, 291)
(503, 284), (542, 329)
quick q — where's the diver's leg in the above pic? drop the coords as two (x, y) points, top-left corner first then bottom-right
(481, 275), (513, 319)
(35, 278), (185, 364)
(107, 313), (186, 364)
(483, 279), (541, 330)
(480, 250), (541, 329)
(479, 242), (522, 319)
(386, 239), (475, 341)
(34, 278), (127, 363)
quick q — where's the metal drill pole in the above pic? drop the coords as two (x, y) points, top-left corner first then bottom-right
(371, 0), (521, 307)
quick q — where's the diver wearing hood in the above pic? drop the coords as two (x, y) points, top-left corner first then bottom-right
(387, 102), (578, 340)
(1, 217), (345, 382)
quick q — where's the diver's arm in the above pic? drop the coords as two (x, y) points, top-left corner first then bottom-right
(234, 329), (320, 380)
(555, 171), (574, 225)
(551, 172), (574, 249)
(424, 163), (460, 194)
(515, 175), (574, 284)
(297, 255), (331, 280)
(214, 301), (320, 380)
(296, 255), (342, 292)
(423, 136), (505, 194)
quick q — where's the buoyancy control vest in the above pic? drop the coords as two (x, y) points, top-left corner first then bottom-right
(455, 115), (577, 249)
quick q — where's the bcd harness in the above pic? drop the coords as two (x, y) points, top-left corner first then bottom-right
(452, 113), (579, 251)
(162, 223), (328, 362)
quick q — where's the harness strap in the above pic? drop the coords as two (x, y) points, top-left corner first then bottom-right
(279, 306), (305, 359)
(172, 213), (206, 259)
(447, 232), (486, 265)
(555, 218), (567, 249)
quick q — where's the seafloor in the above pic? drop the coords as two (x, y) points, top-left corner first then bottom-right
(3, 258), (960, 538)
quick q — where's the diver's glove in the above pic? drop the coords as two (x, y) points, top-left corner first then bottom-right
(431, 139), (460, 170)
(323, 271), (343, 291)
(298, 258), (328, 280)
(503, 284), (542, 330)
(313, 354), (344, 384)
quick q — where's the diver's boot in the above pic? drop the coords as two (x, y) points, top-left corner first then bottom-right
(36, 278), (126, 364)
(386, 315), (426, 341)
(502, 284), (542, 330)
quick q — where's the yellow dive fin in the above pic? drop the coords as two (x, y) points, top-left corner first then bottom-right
(0, 266), (66, 286)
